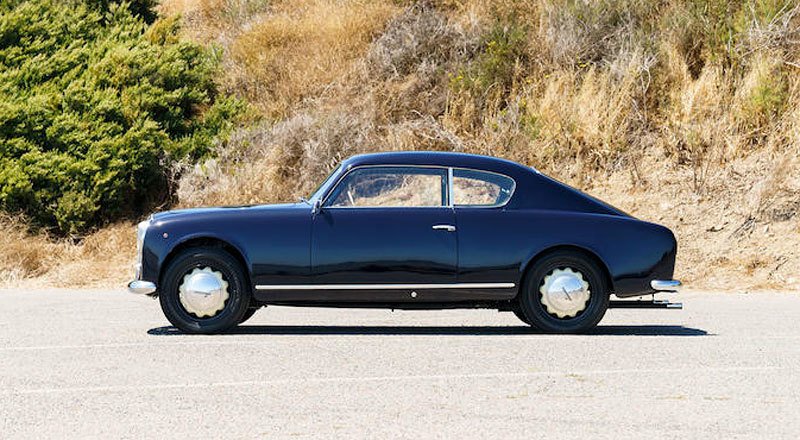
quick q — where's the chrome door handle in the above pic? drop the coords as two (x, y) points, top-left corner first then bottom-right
(432, 224), (456, 232)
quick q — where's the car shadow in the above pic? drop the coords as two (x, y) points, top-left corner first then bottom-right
(147, 324), (709, 337)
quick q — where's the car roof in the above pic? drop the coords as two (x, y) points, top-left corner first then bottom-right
(335, 151), (624, 216)
(342, 151), (537, 176)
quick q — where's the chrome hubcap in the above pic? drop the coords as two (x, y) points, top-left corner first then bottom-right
(539, 267), (590, 318)
(179, 267), (229, 318)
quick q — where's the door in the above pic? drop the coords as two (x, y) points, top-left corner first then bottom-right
(310, 166), (457, 302)
(451, 168), (519, 299)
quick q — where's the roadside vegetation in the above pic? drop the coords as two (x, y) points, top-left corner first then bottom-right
(1, 0), (799, 290)
(0, 0), (242, 235)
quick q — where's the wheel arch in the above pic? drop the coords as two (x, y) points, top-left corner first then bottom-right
(158, 236), (252, 293)
(517, 245), (614, 298)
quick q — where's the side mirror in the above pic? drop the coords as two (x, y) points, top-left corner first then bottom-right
(311, 199), (322, 215)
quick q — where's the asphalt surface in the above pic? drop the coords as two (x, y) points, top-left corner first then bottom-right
(0, 290), (798, 439)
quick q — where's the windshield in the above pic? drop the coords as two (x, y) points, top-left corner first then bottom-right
(309, 164), (342, 200)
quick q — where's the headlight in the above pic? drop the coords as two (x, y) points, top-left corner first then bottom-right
(135, 217), (151, 278)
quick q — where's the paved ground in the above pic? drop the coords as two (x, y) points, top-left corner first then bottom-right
(0, 290), (798, 439)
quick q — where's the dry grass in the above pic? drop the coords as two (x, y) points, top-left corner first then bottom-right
(0, 216), (135, 289)
(3, 0), (799, 290)
(225, 0), (399, 117)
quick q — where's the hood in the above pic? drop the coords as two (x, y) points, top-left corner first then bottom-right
(151, 202), (308, 222)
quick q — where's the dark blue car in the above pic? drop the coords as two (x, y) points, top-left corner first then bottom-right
(129, 152), (681, 334)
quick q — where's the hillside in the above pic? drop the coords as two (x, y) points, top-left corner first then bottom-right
(2, 0), (799, 290)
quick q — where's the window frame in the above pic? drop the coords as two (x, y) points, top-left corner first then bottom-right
(321, 164), (517, 210)
(322, 165), (449, 209)
(450, 167), (517, 209)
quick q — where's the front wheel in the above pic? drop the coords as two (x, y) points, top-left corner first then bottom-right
(159, 247), (252, 334)
(518, 250), (609, 333)
(512, 308), (532, 325)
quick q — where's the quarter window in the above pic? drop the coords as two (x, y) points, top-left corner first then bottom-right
(453, 169), (514, 207)
(327, 167), (447, 207)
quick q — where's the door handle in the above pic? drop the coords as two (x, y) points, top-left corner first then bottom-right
(432, 224), (456, 232)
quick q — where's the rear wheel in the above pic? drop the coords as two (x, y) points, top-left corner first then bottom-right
(512, 308), (533, 326)
(518, 250), (609, 333)
(159, 247), (251, 334)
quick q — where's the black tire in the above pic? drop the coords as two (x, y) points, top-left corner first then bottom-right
(512, 308), (533, 326)
(239, 305), (261, 324)
(518, 250), (609, 333)
(159, 247), (251, 334)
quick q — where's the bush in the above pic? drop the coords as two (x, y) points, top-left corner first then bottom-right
(449, 21), (528, 97)
(0, 0), (242, 234)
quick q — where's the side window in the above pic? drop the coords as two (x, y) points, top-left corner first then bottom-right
(327, 167), (447, 207)
(453, 169), (514, 207)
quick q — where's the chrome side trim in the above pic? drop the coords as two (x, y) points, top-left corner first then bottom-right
(255, 282), (515, 291)
(651, 279), (682, 292)
(128, 280), (157, 295)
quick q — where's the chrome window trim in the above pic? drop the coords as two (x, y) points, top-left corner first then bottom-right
(320, 164), (517, 210)
(447, 167), (454, 207)
(255, 282), (515, 290)
(321, 164), (450, 208)
(450, 167), (516, 209)
(308, 163), (344, 202)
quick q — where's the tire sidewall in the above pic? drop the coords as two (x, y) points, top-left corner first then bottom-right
(519, 251), (609, 333)
(159, 247), (251, 334)
(239, 306), (260, 324)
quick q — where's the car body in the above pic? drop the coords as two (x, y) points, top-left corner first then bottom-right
(129, 152), (681, 333)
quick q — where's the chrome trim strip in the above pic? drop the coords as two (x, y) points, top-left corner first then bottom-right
(128, 280), (157, 295)
(447, 167), (454, 207)
(651, 279), (682, 292)
(255, 282), (515, 291)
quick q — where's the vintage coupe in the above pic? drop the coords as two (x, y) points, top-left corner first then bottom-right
(129, 152), (681, 334)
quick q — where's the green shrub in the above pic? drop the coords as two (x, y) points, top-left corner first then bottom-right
(0, 1), (242, 234)
(449, 22), (528, 97)
(737, 54), (788, 132)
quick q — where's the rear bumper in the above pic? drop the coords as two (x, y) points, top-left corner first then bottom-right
(609, 279), (683, 309)
(128, 280), (157, 295)
(650, 279), (682, 292)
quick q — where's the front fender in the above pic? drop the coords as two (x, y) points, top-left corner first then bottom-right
(140, 222), (255, 286)
(139, 204), (313, 289)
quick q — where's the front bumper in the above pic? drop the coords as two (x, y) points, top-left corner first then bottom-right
(128, 280), (157, 295)
(650, 279), (682, 292)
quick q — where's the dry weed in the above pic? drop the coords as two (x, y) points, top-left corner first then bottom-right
(518, 50), (649, 182)
(228, 0), (399, 117)
(0, 216), (134, 288)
